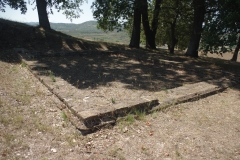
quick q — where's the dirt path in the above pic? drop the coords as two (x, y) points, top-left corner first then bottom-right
(1, 51), (240, 159)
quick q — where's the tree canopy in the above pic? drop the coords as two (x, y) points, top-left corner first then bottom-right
(201, 0), (240, 57)
(35, 0), (85, 30)
(154, 0), (193, 53)
(0, 0), (27, 13)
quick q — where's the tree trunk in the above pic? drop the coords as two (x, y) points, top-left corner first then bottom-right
(169, 0), (179, 54)
(185, 0), (205, 57)
(129, 5), (141, 48)
(141, 0), (156, 49)
(231, 36), (240, 61)
(151, 0), (162, 47)
(36, 0), (51, 30)
(169, 15), (179, 54)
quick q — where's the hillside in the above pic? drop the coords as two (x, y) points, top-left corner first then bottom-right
(27, 21), (130, 44)
(0, 18), (128, 50)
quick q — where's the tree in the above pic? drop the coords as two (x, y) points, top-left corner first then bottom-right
(185, 0), (205, 57)
(92, 0), (162, 49)
(34, 0), (84, 30)
(200, 0), (240, 61)
(36, 0), (50, 30)
(140, 0), (162, 49)
(155, 0), (193, 54)
(0, 0), (27, 13)
(129, 1), (141, 48)
(231, 36), (240, 61)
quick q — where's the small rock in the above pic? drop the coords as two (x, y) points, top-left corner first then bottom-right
(86, 141), (92, 145)
(49, 109), (57, 112)
(123, 127), (128, 133)
(51, 148), (57, 153)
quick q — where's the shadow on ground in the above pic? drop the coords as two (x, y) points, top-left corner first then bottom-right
(30, 50), (240, 92)
(0, 18), (239, 92)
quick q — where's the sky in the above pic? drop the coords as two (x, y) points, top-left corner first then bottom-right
(0, 0), (95, 24)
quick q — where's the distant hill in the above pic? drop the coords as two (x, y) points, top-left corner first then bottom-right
(26, 21), (130, 44)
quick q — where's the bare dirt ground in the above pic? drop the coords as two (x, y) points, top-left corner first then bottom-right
(202, 52), (240, 62)
(1, 49), (240, 160)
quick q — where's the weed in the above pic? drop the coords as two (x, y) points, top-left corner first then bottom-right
(141, 146), (150, 155)
(75, 80), (79, 88)
(163, 87), (168, 93)
(21, 62), (26, 67)
(61, 111), (68, 121)
(49, 71), (56, 82)
(125, 114), (135, 124)
(13, 94), (31, 105)
(111, 98), (116, 104)
(33, 119), (52, 133)
(0, 116), (9, 126)
(134, 109), (146, 121)
(108, 147), (126, 160)
(3, 134), (15, 143)
(175, 150), (182, 157)
(11, 66), (18, 72)
(35, 87), (43, 96)
(0, 99), (3, 107)
(151, 111), (158, 119)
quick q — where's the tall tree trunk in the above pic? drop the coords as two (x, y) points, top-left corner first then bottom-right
(231, 36), (240, 61)
(151, 0), (162, 47)
(137, 0), (162, 49)
(36, 0), (51, 30)
(169, 0), (179, 54)
(169, 13), (179, 54)
(185, 0), (205, 57)
(141, 0), (156, 49)
(129, 5), (141, 48)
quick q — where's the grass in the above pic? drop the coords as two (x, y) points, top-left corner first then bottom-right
(134, 109), (146, 121)
(61, 111), (68, 122)
(34, 118), (53, 133)
(49, 71), (56, 82)
(111, 98), (116, 104)
(117, 108), (147, 129)
(108, 147), (126, 160)
(13, 94), (31, 105)
(21, 61), (26, 67)
(163, 87), (168, 93)
(117, 113), (135, 128)
(125, 114), (135, 124)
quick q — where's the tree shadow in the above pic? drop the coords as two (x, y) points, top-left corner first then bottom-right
(31, 50), (239, 93)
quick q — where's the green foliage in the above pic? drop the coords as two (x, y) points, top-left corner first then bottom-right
(91, 0), (134, 31)
(200, 0), (240, 54)
(49, 71), (56, 82)
(51, 0), (85, 21)
(125, 113), (135, 124)
(111, 98), (116, 104)
(0, 0), (27, 14)
(21, 62), (26, 67)
(134, 109), (146, 120)
(28, 0), (85, 21)
(155, 0), (193, 50)
(61, 111), (68, 121)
